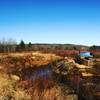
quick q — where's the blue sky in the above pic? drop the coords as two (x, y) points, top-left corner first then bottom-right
(0, 0), (100, 45)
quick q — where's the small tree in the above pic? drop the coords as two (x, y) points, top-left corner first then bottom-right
(28, 42), (32, 51)
(19, 40), (25, 51)
(28, 42), (32, 48)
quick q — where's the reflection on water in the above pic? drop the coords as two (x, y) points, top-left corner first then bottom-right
(20, 64), (100, 100)
(20, 65), (79, 100)
(22, 65), (53, 82)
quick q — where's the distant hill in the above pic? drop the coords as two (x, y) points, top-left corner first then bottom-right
(30, 43), (89, 51)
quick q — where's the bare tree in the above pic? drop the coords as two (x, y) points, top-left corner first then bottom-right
(0, 38), (17, 53)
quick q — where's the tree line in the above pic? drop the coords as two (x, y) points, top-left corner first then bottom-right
(0, 39), (32, 53)
(89, 45), (100, 50)
(1, 38), (97, 53)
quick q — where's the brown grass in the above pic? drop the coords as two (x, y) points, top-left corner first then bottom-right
(0, 73), (31, 100)
(0, 52), (77, 100)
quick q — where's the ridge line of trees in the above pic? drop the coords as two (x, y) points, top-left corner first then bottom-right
(0, 39), (32, 53)
(0, 38), (99, 53)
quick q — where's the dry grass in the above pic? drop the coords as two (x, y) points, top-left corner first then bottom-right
(0, 73), (31, 100)
(0, 52), (77, 100)
(0, 72), (77, 100)
(0, 52), (62, 69)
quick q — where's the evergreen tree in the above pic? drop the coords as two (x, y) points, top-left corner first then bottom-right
(19, 40), (25, 51)
(28, 42), (32, 51)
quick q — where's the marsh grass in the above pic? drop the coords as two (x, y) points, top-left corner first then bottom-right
(0, 53), (77, 100)
(0, 73), (31, 100)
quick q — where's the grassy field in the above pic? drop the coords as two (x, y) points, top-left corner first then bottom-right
(0, 52), (77, 100)
(0, 52), (99, 100)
